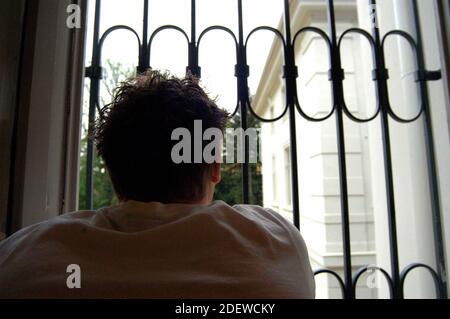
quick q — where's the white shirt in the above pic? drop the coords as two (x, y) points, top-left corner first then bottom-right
(0, 200), (315, 298)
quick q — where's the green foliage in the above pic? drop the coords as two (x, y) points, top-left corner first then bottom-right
(78, 135), (118, 210)
(78, 60), (133, 210)
(213, 111), (263, 206)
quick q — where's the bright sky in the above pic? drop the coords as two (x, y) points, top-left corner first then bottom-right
(84, 0), (285, 114)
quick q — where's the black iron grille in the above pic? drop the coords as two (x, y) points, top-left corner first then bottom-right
(84, 0), (448, 299)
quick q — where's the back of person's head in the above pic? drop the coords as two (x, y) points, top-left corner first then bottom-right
(94, 70), (228, 204)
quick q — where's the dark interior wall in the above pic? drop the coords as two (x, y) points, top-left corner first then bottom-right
(0, 0), (26, 239)
(2, 0), (86, 236)
(19, 0), (72, 228)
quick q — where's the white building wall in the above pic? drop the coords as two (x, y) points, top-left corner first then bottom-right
(260, 1), (376, 298)
(257, 0), (450, 299)
(356, 0), (450, 298)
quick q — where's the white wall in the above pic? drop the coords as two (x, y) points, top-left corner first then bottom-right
(258, 0), (449, 298)
(356, 0), (450, 298)
(260, 1), (376, 299)
(415, 0), (450, 297)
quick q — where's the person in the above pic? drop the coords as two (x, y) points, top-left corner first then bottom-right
(0, 70), (315, 298)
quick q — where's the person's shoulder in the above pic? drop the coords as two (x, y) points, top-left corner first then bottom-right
(231, 203), (296, 232)
(207, 201), (299, 242)
(230, 203), (315, 296)
(0, 210), (97, 254)
(229, 203), (310, 257)
(207, 201), (278, 223)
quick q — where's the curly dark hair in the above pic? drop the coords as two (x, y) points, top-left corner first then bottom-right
(94, 70), (229, 203)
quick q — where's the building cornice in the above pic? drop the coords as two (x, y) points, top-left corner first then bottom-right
(252, 0), (357, 116)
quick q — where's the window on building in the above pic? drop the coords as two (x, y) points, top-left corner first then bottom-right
(284, 146), (292, 207)
(272, 154), (278, 207)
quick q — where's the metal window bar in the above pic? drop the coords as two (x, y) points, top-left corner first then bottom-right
(84, 0), (448, 299)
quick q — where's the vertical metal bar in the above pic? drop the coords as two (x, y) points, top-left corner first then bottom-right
(191, 0), (196, 43)
(237, 0), (249, 204)
(187, 0), (200, 77)
(411, 0), (448, 299)
(85, 0), (102, 210)
(138, 0), (149, 73)
(326, 0), (353, 299)
(282, 0), (301, 229)
(369, 0), (402, 299)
